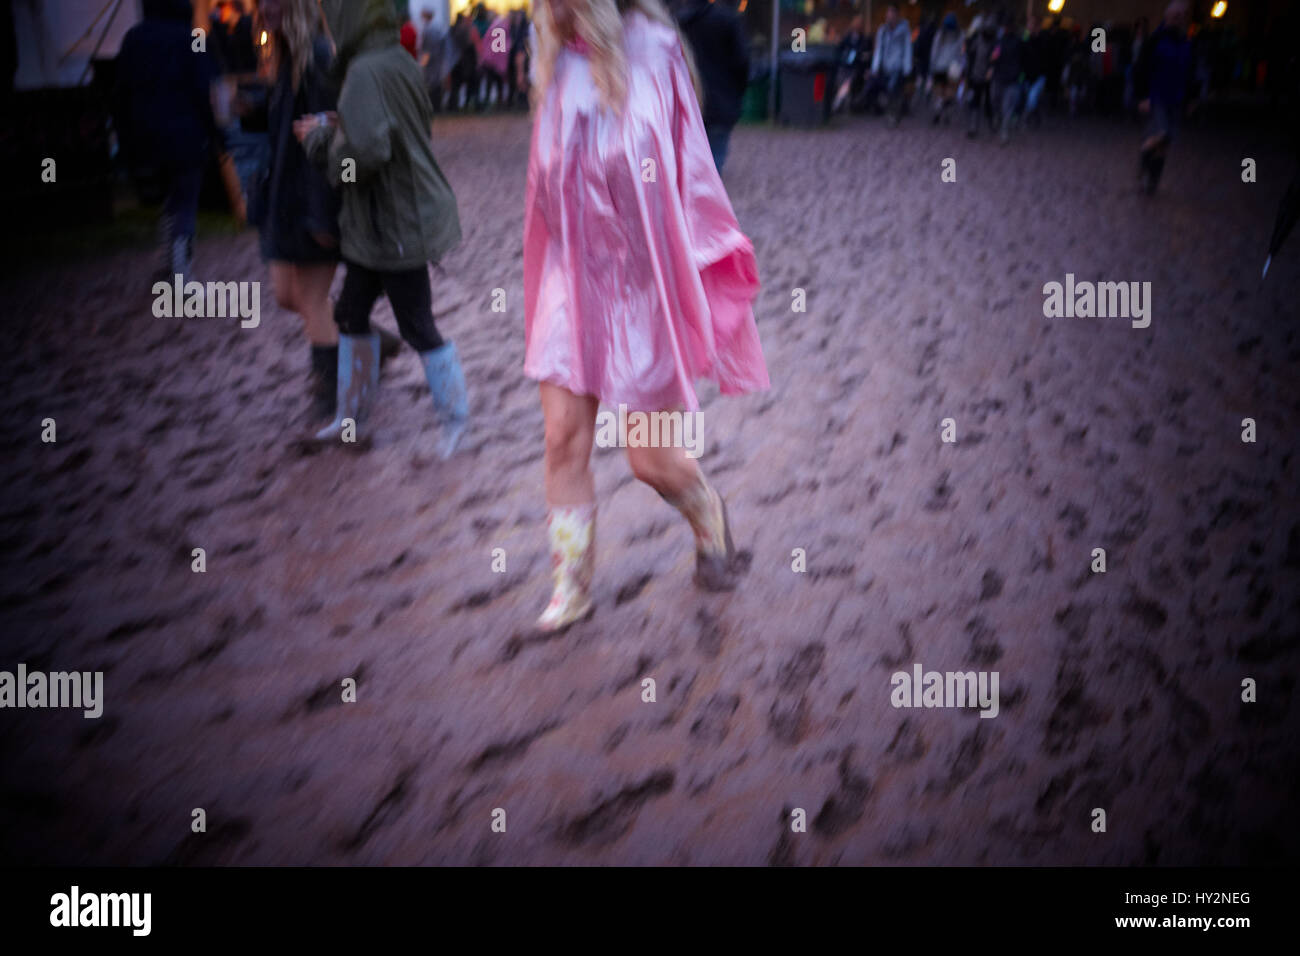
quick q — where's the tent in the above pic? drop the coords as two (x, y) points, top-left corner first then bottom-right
(13, 0), (142, 89)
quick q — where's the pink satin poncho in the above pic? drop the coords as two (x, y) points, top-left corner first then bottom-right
(523, 12), (769, 412)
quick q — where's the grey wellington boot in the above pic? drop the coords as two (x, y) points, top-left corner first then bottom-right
(314, 331), (381, 445)
(419, 341), (470, 459)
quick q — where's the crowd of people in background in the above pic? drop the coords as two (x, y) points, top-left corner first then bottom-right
(406, 3), (533, 113)
(818, 1), (1251, 149)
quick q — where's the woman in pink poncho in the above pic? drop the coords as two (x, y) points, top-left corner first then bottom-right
(523, 0), (769, 632)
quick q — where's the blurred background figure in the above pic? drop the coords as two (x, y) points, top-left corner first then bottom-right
(1135, 0), (1194, 195)
(418, 6), (448, 112)
(965, 13), (995, 138)
(675, 0), (749, 173)
(114, 0), (217, 281)
(867, 4), (911, 128)
(210, 0), (269, 230)
(990, 11), (1024, 145)
(912, 14), (936, 114)
(211, 0), (256, 75)
(449, 12), (480, 110)
(507, 8), (531, 110)
(1064, 24), (1091, 114)
(1124, 17), (1151, 115)
(252, 0), (342, 423)
(471, 2), (492, 41)
(928, 12), (963, 125)
(831, 15), (871, 114)
(400, 14), (420, 59)
(1021, 15), (1047, 128)
(478, 6), (510, 110)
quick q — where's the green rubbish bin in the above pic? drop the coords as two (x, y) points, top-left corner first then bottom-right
(740, 73), (770, 122)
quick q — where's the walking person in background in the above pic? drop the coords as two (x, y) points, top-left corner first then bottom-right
(928, 12), (963, 124)
(1021, 15), (1047, 127)
(868, 4), (912, 127)
(418, 6), (448, 112)
(115, 0), (218, 281)
(477, 7), (511, 109)
(296, 0), (470, 456)
(449, 12), (480, 110)
(1064, 26), (1091, 114)
(964, 14), (995, 138)
(1125, 17), (1150, 114)
(912, 15), (936, 114)
(524, 0), (768, 632)
(990, 12), (1024, 145)
(251, 0), (343, 422)
(674, 0), (749, 173)
(1135, 1), (1194, 195)
(831, 15), (871, 114)
(507, 8), (532, 109)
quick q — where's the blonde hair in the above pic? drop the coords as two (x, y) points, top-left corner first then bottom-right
(531, 0), (702, 114)
(258, 0), (322, 92)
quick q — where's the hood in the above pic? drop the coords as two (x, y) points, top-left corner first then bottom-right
(143, 0), (193, 21)
(942, 13), (958, 31)
(320, 0), (399, 71)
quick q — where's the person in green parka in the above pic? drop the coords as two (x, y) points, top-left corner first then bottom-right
(295, 0), (469, 457)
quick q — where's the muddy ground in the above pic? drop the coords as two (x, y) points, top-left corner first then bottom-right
(1, 109), (1298, 865)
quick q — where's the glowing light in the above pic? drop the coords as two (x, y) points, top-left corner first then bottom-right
(1210, 1), (1227, 17)
(1047, 0), (1064, 13)
(260, 30), (268, 45)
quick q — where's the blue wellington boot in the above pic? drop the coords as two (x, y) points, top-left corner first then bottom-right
(314, 331), (380, 444)
(420, 341), (469, 459)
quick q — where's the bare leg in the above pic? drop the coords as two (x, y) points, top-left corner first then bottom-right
(541, 382), (599, 505)
(624, 442), (702, 501)
(292, 261), (339, 346)
(268, 261), (299, 318)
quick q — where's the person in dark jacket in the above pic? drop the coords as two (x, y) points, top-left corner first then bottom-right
(297, 0), (469, 457)
(1021, 15), (1047, 126)
(674, 0), (749, 173)
(990, 12), (1024, 144)
(115, 0), (217, 280)
(449, 13), (480, 110)
(965, 14), (996, 138)
(832, 15), (871, 114)
(928, 12), (963, 124)
(253, 0), (344, 421)
(1134, 0), (1193, 195)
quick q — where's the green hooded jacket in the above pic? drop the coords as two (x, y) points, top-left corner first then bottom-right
(304, 0), (461, 271)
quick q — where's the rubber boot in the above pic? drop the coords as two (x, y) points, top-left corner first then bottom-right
(419, 341), (469, 459)
(314, 332), (380, 444)
(662, 475), (750, 591)
(308, 344), (338, 422)
(537, 504), (596, 632)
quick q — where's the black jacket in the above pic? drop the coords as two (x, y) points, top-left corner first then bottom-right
(114, 0), (217, 171)
(991, 29), (1023, 84)
(255, 35), (340, 263)
(676, 0), (749, 128)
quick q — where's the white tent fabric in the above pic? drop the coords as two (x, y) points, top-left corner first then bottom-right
(13, 0), (142, 89)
